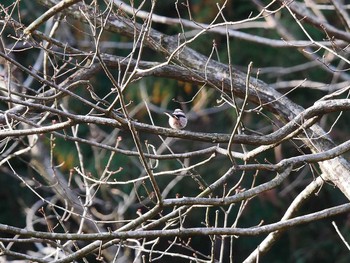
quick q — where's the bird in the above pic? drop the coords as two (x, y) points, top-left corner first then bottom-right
(165, 108), (187, 129)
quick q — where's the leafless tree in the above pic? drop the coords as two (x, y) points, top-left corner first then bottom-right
(1, 0), (350, 262)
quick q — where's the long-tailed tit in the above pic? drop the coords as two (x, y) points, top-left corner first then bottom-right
(165, 109), (187, 129)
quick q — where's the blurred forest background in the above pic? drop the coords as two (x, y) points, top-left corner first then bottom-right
(1, 0), (350, 262)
